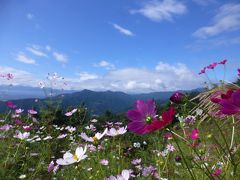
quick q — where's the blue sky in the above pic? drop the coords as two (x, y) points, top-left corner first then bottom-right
(0, 0), (240, 92)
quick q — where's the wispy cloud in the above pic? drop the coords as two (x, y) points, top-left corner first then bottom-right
(130, 0), (187, 22)
(192, 0), (217, 6)
(77, 72), (99, 81)
(53, 52), (68, 63)
(26, 13), (34, 20)
(193, 3), (240, 38)
(113, 24), (134, 36)
(94, 60), (115, 70)
(26, 46), (47, 57)
(16, 52), (36, 65)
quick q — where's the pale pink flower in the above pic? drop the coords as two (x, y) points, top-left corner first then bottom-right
(65, 108), (77, 116)
(28, 109), (37, 115)
(100, 159), (109, 166)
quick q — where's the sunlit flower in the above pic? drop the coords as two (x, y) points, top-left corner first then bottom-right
(191, 128), (199, 140)
(56, 146), (87, 165)
(14, 132), (30, 140)
(65, 126), (76, 133)
(127, 100), (175, 135)
(80, 128), (108, 142)
(107, 126), (127, 136)
(65, 108), (77, 116)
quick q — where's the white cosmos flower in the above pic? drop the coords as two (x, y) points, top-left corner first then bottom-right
(65, 108), (77, 117)
(80, 128), (108, 142)
(107, 127), (127, 137)
(14, 132), (30, 140)
(56, 146), (87, 165)
(106, 169), (131, 180)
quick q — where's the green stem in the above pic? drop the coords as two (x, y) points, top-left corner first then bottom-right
(172, 132), (196, 179)
(229, 116), (235, 150)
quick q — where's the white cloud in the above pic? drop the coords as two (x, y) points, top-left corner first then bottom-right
(192, 0), (217, 6)
(26, 46), (47, 57)
(193, 3), (240, 38)
(26, 13), (34, 20)
(1, 63), (202, 93)
(113, 24), (134, 36)
(16, 52), (36, 65)
(130, 0), (187, 22)
(94, 60), (115, 70)
(78, 72), (99, 81)
(53, 52), (68, 63)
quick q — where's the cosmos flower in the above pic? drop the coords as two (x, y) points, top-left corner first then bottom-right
(28, 109), (38, 115)
(238, 68), (240, 77)
(218, 59), (227, 65)
(15, 108), (24, 114)
(131, 158), (141, 165)
(105, 169), (132, 180)
(80, 128), (108, 142)
(127, 100), (175, 135)
(65, 108), (77, 116)
(100, 159), (109, 166)
(56, 146), (87, 165)
(0, 124), (13, 131)
(107, 127), (127, 136)
(170, 92), (185, 104)
(5, 101), (17, 109)
(198, 67), (207, 75)
(211, 169), (222, 177)
(191, 128), (199, 140)
(211, 89), (240, 115)
(207, 62), (218, 70)
(14, 132), (30, 140)
(166, 144), (175, 152)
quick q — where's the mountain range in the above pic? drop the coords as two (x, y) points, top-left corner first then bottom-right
(0, 86), (202, 115)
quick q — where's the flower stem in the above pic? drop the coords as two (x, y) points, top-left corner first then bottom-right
(172, 132), (196, 179)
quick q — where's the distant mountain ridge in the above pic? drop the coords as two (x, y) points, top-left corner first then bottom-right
(0, 87), (203, 115)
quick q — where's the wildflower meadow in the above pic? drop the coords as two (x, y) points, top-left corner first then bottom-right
(0, 60), (240, 180)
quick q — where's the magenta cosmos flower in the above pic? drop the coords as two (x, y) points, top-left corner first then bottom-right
(170, 92), (185, 104)
(127, 100), (175, 135)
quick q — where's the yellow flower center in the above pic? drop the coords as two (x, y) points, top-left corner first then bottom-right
(73, 154), (79, 161)
(145, 116), (153, 124)
(92, 136), (98, 142)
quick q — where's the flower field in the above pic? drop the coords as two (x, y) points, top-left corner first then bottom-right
(0, 61), (240, 179)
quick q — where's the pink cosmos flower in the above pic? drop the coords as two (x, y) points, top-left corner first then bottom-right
(0, 124), (13, 131)
(191, 128), (199, 140)
(28, 109), (37, 115)
(207, 62), (218, 70)
(127, 100), (175, 135)
(218, 59), (227, 65)
(48, 161), (55, 173)
(5, 101), (17, 109)
(15, 119), (26, 125)
(100, 159), (109, 166)
(211, 169), (222, 177)
(131, 158), (141, 165)
(170, 92), (185, 104)
(211, 89), (240, 115)
(198, 67), (207, 75)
